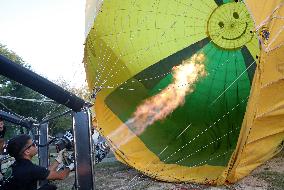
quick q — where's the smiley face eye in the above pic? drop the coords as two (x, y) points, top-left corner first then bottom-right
(233, 12), (239, 19)
(218, 22), (224, 28)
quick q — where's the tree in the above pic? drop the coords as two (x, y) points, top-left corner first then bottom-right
(48, 78), (93, 135)
(0, 44), (75, 136)
(54, 78), (91, 102)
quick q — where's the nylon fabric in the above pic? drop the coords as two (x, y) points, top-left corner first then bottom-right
(84, 0), (283, 185)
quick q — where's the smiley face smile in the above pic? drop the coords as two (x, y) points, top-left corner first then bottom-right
(222, 23), (248, 40)
(207, 2), (254, 49)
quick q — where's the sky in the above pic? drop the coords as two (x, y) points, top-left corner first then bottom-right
(0, 0), (87, 88)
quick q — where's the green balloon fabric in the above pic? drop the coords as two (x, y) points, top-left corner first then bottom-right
(84, 0), (262, 184)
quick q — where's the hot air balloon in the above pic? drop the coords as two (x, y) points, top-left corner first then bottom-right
(84, 0), (284, 185)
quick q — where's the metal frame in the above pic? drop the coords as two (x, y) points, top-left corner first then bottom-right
(38, 123), (49, 187)
(72, 109), (95, 190)
(1, 55), (95, 190)
(0, 110), (33, 129)
(0, 109), (96, 190)
(0, 54), (86, 112)
(0, 111), (46, 171)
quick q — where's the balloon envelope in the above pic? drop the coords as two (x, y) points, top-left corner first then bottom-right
(84, 0), (284, 184)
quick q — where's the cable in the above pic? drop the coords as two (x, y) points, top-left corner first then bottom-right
(0, 101), (22, 118)
(0, 95), (56, 104)
(40, 109), (72, 124)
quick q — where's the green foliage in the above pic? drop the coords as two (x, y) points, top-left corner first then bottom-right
(0, 44), (27, 66)
(0, 43), (72, 137)
(44, 107), (72, 135)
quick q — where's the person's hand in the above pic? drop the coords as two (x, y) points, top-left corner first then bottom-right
(66, 163), (75, 171)
(55, 148), (66, 164)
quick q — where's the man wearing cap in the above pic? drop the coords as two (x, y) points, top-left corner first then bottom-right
(5, 134), (74, 190)
(0, 118), (6, 154)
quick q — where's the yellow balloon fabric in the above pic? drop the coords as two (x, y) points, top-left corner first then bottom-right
(222, 0), (284, 183)
(84, 0), (284, 185)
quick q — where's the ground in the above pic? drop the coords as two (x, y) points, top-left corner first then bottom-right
(54, 150), (284, 190)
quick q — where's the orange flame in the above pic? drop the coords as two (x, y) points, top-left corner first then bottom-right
(127, 53), (206, 135)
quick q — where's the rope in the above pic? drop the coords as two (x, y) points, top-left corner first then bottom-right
(0, 95), (56, 104)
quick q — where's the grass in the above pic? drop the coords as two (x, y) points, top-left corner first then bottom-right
(255, 171), (284, 190)
(53, 149), (284, 189)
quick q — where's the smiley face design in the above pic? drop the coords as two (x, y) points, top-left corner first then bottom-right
(207, 2), (254, 49)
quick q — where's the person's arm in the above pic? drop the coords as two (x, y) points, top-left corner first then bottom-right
(31, 162), (70, 181)
(47, 163), (74, 180)
(49, 148), (65, 171)
(48, 160), (60, 171)
(46, 148), (72, 179)
(46, 168), (70, 180)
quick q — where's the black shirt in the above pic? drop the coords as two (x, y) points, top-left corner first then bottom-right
(9, 159), (50, 190)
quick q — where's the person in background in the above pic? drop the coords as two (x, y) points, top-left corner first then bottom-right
(5, 134), (74, 190)
(0, 118), (6, 154)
